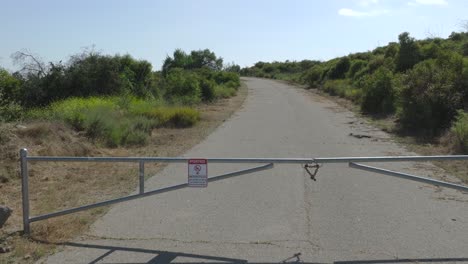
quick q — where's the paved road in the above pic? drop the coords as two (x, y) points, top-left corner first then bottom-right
(45, 78), (468, 264)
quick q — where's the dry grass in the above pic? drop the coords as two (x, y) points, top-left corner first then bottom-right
(0, 83), (247, 263)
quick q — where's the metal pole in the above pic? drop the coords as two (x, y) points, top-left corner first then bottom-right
(20, 148), (30, 235)
(139, 161), (145, 194)
(29, 163), (273, 223)
(349, 162), (468, 192)
(25, 155), (468, 163)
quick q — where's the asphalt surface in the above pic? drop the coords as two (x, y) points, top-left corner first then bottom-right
(44, 78), (468, 264)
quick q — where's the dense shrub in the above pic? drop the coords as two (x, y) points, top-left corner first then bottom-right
(0, 94), (23, 122)
(367, 56), (383, 72)
(421, 41), (442, 60)
(327, 57), (350, 80)
(163, 68), (201, 105)
(303, 66), (322, 87)
(199, 78), (216, 102)
(0, 70), (23, 120)
(0, 69), (22, 102)
(214, 85), (237, 98)
(384, 42), (399, 58)
(398, 52), (465, 133)
(214, 71), (240, 87)
(451, 110), (468, 153)
(7, 52), (158, 107)
(462, 42), (468, 56)
(347, 60), (367, 79)
(322, 80), (350, 97)
(395, 32), (421, 72)
(360, 68), (396, 114)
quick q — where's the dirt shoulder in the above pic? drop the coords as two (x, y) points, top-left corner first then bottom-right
(0, 83), (247, 263)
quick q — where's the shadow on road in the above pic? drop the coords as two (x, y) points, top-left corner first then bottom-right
(37, 240), (468, 264)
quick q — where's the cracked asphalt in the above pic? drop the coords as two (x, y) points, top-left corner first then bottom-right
(43, 78), (468, 264)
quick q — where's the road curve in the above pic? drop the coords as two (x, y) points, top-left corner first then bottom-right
(45, 78), (468, 263)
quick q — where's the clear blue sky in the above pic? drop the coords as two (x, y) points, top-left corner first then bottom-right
(0, 0), (466, 71)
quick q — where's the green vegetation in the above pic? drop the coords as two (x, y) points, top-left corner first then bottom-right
(0, 48), (240, 147)
(452, 110), (468, 153)
(242, 31), (468, 151)
(26, 97), (200, 147)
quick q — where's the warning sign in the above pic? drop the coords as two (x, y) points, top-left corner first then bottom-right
(188, 159), (208, 187)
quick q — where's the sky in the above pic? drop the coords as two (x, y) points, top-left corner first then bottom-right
(0, 0), (467, 71)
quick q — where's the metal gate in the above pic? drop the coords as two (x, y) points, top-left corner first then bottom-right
(20, 148), (468, 235)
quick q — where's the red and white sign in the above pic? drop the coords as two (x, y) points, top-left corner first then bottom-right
(188, 159), (208, 187)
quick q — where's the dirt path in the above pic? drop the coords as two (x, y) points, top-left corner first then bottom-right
(44, 78), (468, 263)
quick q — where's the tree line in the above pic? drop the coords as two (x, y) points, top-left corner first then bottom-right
(0, 48), (241, 121)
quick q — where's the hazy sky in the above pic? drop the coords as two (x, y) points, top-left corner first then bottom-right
(0, 0), (466, 71)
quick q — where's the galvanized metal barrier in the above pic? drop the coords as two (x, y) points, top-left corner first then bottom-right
(20, 148), (468, 235)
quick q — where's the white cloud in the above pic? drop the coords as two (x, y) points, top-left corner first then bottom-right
(338, 8), (389, 17)
(408, 0), (448, 5)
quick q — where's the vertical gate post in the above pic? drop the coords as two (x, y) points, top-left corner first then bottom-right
(139, 161), (145, 194)
(20, 148), (30, 235)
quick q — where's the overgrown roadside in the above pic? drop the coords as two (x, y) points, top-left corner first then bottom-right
(296, 83), (468, 184)
(0, 82), (247, 264)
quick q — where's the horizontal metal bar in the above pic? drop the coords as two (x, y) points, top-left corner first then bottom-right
(26, 156), (312, 163)
(26, 155), (468, 164)
(316, 155), (468, 163)
(349, 162), (468, 192)
(29, 163), (274, 223)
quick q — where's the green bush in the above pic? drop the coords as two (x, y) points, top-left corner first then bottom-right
(327, 57), (350, 80)
(361, 68), (396, 114)
(214, 71), (240, 87)
(0, 91), (23, 121)
(127, 98), (164, 116)
(214, 85), (237, 99)
(46, 97), (117, 129)
(344, 88), (363, 103)
(398, 52), (465, 133)
(367, 55), (386, 73)
(421, 41), (442, 60)
(224, 80), (240, 89)
(303, 66), (323, 87)
(0, 69), (22, 103)
(0, 101), (23, 122)
(322, 80), (352, 98)
(347, 60), (367, 79)
(0, 69), (23, 121)
(395, 32), (421, 72)
(451, 110), (468, 153)
(164, 68), (201, 105)
(462, 42), (468, 56)
(199, 78), (216, 101)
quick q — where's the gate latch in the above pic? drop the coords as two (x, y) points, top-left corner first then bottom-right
(303, 163), (320, 181)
